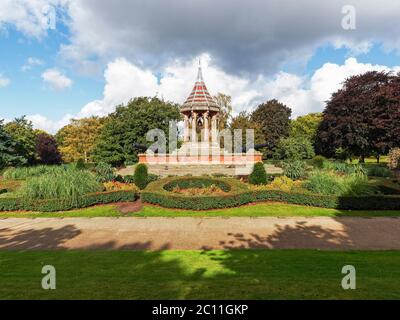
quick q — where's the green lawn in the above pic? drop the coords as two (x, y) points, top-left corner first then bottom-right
(1, 202), (400, 218)
(1, 250), (399, 299)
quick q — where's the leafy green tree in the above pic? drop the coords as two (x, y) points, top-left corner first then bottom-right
(274, 136), (315, 160)
(56, 117), (105, 163)
(214, 93), (233, 130)
(0, 120), (26, 169)
(229, 111), (264, 148)
(251, 99), (292, 157)
(290, 113), (323, 145)
(134, 164), (149, 190)
(93, 97), (181, 166)
(4, 116), (36, 164)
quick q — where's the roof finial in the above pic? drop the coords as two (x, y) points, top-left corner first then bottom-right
(196, 58), (203, 82)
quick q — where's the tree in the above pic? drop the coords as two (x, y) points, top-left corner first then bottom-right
(92, 97), (181, 166)
(4, 116), (36, 164)
(274, 136), (315, 160)
(0, 120), (26, 169)
(315, 71), (395, 162)
(214, 93), (233, 130)
(229, 111), (264, 148)
(56, 117), (105, 163)
(35, 133), (62, 165)
(251, 99), (292, 157)
(290, 113), (323, 145)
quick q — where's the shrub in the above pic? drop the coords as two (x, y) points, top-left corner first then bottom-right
(0, 190), (138, 212)
(20, 167), (103, 206)
(123, 175), (135, 183)
(134, 164), (149, 190)
(103, 181), (139, 192)
(249, 162), (267, 185)
(274, 136), (315, 160)
(312, 156), (326, 169)
(147, 173), (159, 184)
(323, 161), (367, 176)
(163, 178), (232, 193)
(95, 162), (116, 182)
(270, 176), (296, 193)
(282, 160), (306, 180)
(75, 158), (86, 170)
(141, 176), (400, 211)
(366, 165), (392, 178)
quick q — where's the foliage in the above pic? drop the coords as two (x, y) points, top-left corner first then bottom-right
(0, 120), (27, 170)
(4, 116), (37, 164)
(290, 113), (323, 144)
(304, 171), (375, 196)
(20, 167), (103, 206)
(323, 161), (367, 176)
(366, 165), (392, 178)
(229, 111), (264, 148)
(213, 93), (232, 130)
(163, 178), (232, 193)
(35, 133), (62, 165)
(56, 117), (105, 163)
(249, 162), (267, 185)
(0, 190), (137, 212)
(388, 148), (400, 170)
(316, 71), (400, 161)
(95, 162), (116, 183)
(251, 99), (292, 156)
(142, 177), (400, 211)
(274, 136), (315, 160)
(103, 181), (138, 192)
(134, 164), (149, 190)
(312, 156), (326, 169)
(75, 158), (86, 170)
(92, 97), (181, 166)
(3, 165), (68, 180)
(269, 176), (296, 193)
(282, 160), (306, 180)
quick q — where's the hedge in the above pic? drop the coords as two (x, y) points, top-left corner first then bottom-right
(141, 177), (400, 211)
(0, 190), (138, 212)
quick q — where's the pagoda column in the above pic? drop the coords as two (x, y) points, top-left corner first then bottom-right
(204, 111), (210, 143)
(211, 114), (218, 143)
(191, 112), (197, 143)
(183, 114), (190, 142)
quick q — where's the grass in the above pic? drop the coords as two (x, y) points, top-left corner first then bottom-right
(1, 250), (399, 299)
(2, 202), (400, 218)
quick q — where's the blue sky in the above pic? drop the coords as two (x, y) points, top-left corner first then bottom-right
(0, 0), (400, 132)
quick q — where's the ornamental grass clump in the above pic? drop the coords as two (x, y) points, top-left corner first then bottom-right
(3, 165), (67, 180)
(20, 167), (103, 206)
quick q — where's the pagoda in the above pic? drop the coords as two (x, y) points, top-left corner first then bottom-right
(138, 62), (262, 165)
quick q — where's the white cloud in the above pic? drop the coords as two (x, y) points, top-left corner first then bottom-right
(21, 57), (44, 71)
(41, 68), (73, 90)
(17, 55), (400, 134)
(27, 113), (73, 133)
(0, 74), (10, 87)
(0, 0), (67, 38)
(79, 55), (400, 120)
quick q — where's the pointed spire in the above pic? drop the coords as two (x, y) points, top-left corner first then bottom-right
(196, 58), (203, 82)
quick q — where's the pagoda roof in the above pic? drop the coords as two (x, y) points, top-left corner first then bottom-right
(181, 63), (220, 113)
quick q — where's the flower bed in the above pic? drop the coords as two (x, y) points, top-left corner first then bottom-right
(141, 176), (400, 211)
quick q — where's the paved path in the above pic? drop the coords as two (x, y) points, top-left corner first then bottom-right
(1, 217), (400, 250)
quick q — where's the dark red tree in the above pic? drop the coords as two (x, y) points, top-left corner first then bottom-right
(315, 71), (397, 161)
(35, 133), (62, 165)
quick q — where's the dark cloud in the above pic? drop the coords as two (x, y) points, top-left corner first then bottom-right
(62, 0), (400, 75)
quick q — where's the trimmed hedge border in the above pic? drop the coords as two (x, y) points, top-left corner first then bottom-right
(141, 177), (400, 211)
(0, 190), (138, 212)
